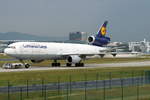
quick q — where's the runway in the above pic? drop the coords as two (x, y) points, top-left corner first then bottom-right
(0, 61), (150, 72)
(0, 58), (18, 61)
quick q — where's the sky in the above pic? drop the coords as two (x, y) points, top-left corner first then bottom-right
(0, 0), (150, 42)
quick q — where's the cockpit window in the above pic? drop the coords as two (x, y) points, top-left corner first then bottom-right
(8, 46), (16, 49)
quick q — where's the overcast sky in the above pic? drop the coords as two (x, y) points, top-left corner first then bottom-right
(0, 0), (150, 41)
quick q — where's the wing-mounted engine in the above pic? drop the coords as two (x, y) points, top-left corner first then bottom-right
(31, 60), (44, 63)
(67, 55), (81, 64)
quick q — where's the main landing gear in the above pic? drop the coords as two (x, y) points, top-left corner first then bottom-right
(75, 63), (84, 67)
(66, 63), (72, 67)
(51, 60), (61, 67)
(51, 60), (84, 67)
(66, 63), (84, 67)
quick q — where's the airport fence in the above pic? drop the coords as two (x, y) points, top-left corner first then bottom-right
(0, 70), (150, 100)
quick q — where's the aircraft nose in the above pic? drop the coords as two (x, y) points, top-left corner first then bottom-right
(4, 48), (9, 54)
(4, 48), (14, 55)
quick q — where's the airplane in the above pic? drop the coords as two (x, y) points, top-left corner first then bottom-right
(4, 21), (111, 68)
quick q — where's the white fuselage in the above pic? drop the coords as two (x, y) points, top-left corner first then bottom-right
(4, 42), (107, 60)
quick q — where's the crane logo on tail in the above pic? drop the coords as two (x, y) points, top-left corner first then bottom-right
(100, 26), (106, 36)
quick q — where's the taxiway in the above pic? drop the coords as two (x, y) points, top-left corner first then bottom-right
(0, 61), (150, 72)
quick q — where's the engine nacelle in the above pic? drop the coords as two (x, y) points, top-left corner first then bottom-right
(31, 60), (44, 63)
(88, 36), (95, 43)
(67, 55), (81, 64)
(88, 35), (110, 46)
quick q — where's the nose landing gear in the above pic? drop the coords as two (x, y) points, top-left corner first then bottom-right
(19, 60), (30, 69)
(25, 63), (30, 68)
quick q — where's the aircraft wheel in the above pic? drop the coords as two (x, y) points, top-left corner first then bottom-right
(52, 63), (56, 67)
(52, 63), (61, 67)
(75, 63), (84, 67)
(75, 63), (79, 67)
(112, 53), (117, 57)
(25, 64), (30, 68)
(52, 63), (54, 67)
(81, 63), (84, 67)
(57, 63), (60, 67)
(66, 63), (72, 67)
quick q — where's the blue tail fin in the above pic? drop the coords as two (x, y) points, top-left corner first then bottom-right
(97, 21), (108, 37)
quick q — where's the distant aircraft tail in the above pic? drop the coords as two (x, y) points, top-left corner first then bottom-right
(88, 21), (110, 46)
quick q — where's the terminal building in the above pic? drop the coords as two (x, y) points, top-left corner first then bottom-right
(0, 43), (8, 53)
(69, 32), (89, 43)
(107, 42), (130, 52)
(107, 39), (150, 54)
(129, 39), (150, 53)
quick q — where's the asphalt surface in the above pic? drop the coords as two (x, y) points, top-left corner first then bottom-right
(0, 77), (146, 93)
(0, 61), (150, 72)
(0, 58), (18, 61)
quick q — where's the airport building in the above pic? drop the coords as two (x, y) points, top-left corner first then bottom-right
(108, 39), (150, 54)
(0, 43), (8, 53)
(108, 42), (130, 52)
(129, 39), (150, 53)
(69, 32), (89, 42)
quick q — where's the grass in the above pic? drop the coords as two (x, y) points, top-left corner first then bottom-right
(0, 53), (13, 59)
(0, 66), (147, 86)
(1, 84), (150, 100)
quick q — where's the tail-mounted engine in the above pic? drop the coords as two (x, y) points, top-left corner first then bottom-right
(88, 36), (110, 46)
